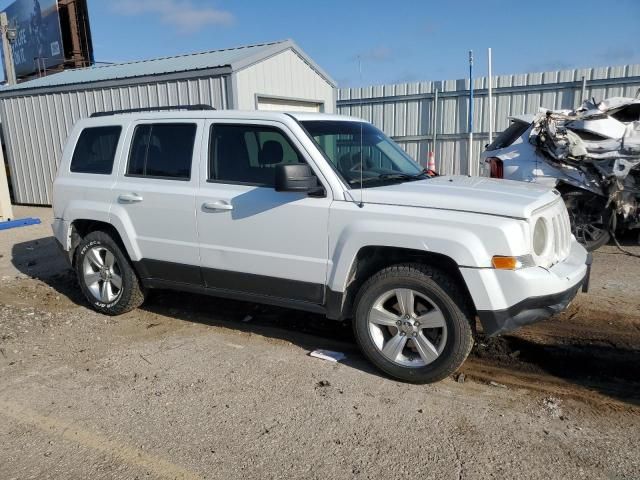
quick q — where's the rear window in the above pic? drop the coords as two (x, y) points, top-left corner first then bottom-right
(608, 103), (640, 123)
(70, 126), (121, 174)
(127, 123), (196, 180)
(486, 121), (530, 151)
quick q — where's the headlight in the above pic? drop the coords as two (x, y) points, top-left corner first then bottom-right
(533, 218), (548, 256)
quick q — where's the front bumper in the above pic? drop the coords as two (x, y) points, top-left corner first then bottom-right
(477, 256), (590, 336)
(461, 241), (591, 337)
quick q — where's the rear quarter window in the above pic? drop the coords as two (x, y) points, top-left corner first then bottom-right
(486, 121), (530, 151)
(70, 126), (122, 174)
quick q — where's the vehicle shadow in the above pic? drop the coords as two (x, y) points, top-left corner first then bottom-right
(140, 288), (382, 377)
(8, 236), (380, 378)
(9, 236), (640, 404)
(9, 236), (86, 306)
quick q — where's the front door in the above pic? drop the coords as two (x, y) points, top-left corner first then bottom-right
(195, 120), (331, 304)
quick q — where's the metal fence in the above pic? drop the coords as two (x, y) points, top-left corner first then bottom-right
(337, 64), (640, 176)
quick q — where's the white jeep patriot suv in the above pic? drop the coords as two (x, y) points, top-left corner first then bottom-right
(52, 105), (591, 383)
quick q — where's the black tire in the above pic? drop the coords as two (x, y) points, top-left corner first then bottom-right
(353, 264), (474, 384)
(562, 188), (611, 252)
(74, 231), (145, 315)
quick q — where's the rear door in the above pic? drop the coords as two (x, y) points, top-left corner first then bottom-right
(55, 124), (124, 224)
(195, 119), (331, 304)
(111, 119), (203, 285)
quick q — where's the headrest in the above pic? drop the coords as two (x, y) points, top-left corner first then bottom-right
(259, 140), (284, 165)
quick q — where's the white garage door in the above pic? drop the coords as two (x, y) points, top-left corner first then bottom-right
(257, 97), (322, 112)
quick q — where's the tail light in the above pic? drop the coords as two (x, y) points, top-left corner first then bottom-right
(487, 157), (503, 179)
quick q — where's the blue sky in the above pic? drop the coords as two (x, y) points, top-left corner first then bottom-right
(2, 0), (640, 86)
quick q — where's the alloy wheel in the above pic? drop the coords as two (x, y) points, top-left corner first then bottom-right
(82, 246), (123, 303)
(367, 288), (447, 367)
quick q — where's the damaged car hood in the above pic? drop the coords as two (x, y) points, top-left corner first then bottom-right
(354, 175), (559, 219)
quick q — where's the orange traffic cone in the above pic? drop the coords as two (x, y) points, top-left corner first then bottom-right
(427, 151), (437, 175)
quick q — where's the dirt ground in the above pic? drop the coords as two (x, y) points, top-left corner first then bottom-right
(1, 206), (639, 480)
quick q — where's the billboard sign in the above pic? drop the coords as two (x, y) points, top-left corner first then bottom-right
(3, 0), (64, 78)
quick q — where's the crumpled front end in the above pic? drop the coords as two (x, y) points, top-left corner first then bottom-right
(529, 97), (640, 226)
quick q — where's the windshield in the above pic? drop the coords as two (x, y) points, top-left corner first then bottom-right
(301, 120), (426, 188)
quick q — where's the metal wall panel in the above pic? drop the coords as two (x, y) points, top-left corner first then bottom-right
(338, 64), (640, 176)
(0, 76), (228, 205)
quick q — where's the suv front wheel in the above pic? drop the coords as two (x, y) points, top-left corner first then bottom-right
(353, 264), (474, 383)
(74, 231), (145, 315)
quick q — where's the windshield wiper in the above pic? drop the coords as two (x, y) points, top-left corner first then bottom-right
(348, 170), (430, 186)
(376, 169), (430, 181)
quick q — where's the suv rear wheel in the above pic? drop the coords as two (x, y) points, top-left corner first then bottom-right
(74, 231), (145, 315)
(353, 264), (474, 383)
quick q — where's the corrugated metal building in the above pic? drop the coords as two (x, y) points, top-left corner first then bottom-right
(0, 39), (336, 205)
(337, 64), (640, 175)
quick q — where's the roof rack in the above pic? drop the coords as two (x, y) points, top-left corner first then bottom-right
(90, 104), (215, 118)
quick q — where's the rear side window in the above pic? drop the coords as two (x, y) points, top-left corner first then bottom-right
(127, 123), (196, 180)
(70, 126), (121, 174)
(209, 124), (304, 186)
(486, 121), (530, 151)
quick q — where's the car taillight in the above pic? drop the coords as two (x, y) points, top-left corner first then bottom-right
(487, 157), (503, 179)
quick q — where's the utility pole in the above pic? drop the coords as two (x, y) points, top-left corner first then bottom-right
(432, 88), (439, 159)
(0, 12), (17, 85)
(468, 50), (474, 173)
(0, 146), (13, 221)
(487, 47), (493, 145)
(0, 13), (15, 220)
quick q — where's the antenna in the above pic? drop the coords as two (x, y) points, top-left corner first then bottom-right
(358, 55), (364, 208)
(468, 50), (474, 174)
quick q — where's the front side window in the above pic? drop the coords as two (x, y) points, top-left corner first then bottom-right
(127, 123), (196, 180)
(209, 124), (305, 186)
(71, 126), (121, 174)
(301, 120), (425, 188)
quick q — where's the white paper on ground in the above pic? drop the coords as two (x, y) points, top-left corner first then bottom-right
(309, 349), (346, 362)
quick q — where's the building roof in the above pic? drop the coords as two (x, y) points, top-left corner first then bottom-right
(0, 39), (336, 95)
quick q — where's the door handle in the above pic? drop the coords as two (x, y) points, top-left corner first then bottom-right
(118, 193), (144, 204)
(202, 201), (233, 211)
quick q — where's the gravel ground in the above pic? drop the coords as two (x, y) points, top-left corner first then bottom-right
(0, 206), (639, 480)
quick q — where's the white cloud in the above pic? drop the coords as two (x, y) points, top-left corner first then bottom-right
(112, 0), (234, 34)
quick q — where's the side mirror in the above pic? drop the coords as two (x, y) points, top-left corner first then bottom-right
(275, 164), (320, 193)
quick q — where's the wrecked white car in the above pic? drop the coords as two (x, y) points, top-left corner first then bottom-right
(482, 97), (640, 251)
